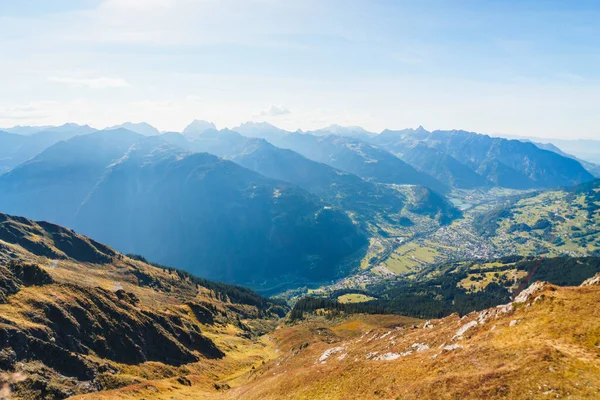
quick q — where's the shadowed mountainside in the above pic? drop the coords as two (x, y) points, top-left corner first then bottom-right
(0, 132), (369, 290)
(0, 212), (287, 399)
(73, 139), (368, 289)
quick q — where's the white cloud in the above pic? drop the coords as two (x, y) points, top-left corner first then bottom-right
(0, 103), (52, 121)
(258, 104), (291, 117)
(48, 76), (131, 89)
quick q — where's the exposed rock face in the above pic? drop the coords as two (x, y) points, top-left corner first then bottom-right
(581, 273), (600, 286)
(0, 261), (53, 303)
(0, 283), (225, 385)
(513, 281), (547, 303)
(186, 301), (216, 325)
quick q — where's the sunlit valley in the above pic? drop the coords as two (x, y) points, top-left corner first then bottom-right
(1, 1), (599, 399)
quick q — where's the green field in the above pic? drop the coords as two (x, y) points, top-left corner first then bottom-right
(337, 293), (377, 303)
(383, 242), (440, 274)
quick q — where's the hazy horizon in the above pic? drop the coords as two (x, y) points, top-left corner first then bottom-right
(1, 0), (599, 139)
(3, 119), (600, 145)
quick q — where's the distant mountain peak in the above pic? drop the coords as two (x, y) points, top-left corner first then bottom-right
(238, 121), (279, 129)
(60, 122), (84, 128)
(108, 122), (160, 136)
(183, 120), (217, 138)
(312, 124), (374, 138)
(38, 123), (97, 135)
(2, 125), (55, 135)
(233, 121), (290, 139)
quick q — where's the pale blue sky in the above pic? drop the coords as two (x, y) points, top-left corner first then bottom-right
(0, 0), (599, 138)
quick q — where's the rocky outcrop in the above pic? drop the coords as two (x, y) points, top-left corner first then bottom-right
(24, 285), (223, 365)
(513, 281), (547, 303)
(0, 261), (53, 303)
(581, 273), (600, 286)
(187, 301), (216, 325)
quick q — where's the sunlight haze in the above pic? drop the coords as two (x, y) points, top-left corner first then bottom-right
(0, 0), (599, 138)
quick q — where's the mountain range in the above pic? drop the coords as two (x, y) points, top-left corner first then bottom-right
(0, 120), (597, 292)
(499, 134), (600, 165)
(160, 129), (408, 224)
(234, 124), (449, 193)
(0, 132), (367, 291)
(234, 122), (596, 190)
(0, 120), (599, 400)
(75, 138), (367, 289)
(3, 120), (596, 191)
(0, 124), (96, 173)
(370, 127), (595, 189)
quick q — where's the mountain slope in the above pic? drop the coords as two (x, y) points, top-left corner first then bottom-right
(72, 275), (600, 400)
(0, 124), (98, 173)
(107, 122), (160, 136)
(472, 179), (600, 257)
(0, 212), (286, 400)
(160, 130), (406, 223)
(232, 139), (406, 220)
(400, 143), (491, 189)
(0, 130), (26, 172)
(507, 135), (600, 164)
(74, 139), (367, 289)
(531, 141), (600, 178)
(221, 278), (600, 400)
(0, 129), (144, 226)
(258, 132), (448, 193)
(374, 129), (594, 189)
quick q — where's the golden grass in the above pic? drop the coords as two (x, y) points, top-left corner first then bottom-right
(211, 283), (600, 400)
(69, 279), (600, 400)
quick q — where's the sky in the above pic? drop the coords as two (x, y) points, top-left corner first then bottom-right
(0, 0), (599, 139)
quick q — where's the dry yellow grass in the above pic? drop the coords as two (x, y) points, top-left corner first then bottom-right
(218, 282), (600, 400)
(87, 280), (600, 400)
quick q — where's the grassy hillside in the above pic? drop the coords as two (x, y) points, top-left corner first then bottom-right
(74, 276), (600, 399)
(290, 255), (600, 320)
(474, 180), (600, 257)
(0, 213), (286, 399)
(360, 181), (600, 280)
